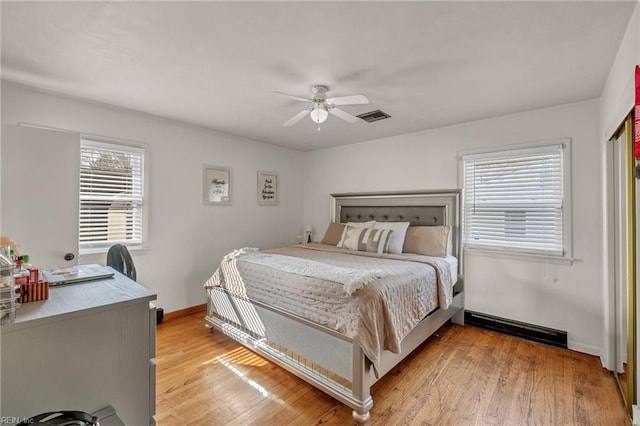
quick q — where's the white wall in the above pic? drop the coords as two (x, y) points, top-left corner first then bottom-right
(304, 100), (603, 356)
(1, 81), (304, 313)
(600, 1), (639, 140)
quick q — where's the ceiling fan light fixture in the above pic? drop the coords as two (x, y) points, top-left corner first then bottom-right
(309, 105), (328, 124)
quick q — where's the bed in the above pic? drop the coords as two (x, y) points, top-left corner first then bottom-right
(204, 190), (464, 423)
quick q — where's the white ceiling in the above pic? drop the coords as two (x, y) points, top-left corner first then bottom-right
(1, 1), (635, 151)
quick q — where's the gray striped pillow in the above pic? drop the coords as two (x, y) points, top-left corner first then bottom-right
(342, 226), (393, 254)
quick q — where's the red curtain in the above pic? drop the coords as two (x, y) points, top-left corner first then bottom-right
(635, 65), (640, 158)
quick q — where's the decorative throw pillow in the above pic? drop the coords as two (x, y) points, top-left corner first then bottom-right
(342, 225), (393, 254)
(402, 225), (451, 257)
(320, 223), (346, 245)
(373, 222), (410, 254)
(336, 220), (376, 248)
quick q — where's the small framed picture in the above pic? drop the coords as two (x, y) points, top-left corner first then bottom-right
(203, 165), (231, 205)
(257, 171), (279, 205)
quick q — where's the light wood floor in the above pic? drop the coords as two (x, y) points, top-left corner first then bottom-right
(155, 312), (629, 425)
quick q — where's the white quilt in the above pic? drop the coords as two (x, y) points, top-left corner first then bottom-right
(205, 243), (455, 374)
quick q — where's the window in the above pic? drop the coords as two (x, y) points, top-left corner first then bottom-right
(79, 139), (145, 253)
(462, 143), (566, 257)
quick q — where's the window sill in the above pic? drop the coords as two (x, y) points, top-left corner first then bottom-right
(464, 247), (575, 266)
(79, 245), (149, 257)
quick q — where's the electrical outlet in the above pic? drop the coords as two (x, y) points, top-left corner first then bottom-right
(633, 404), (639, 425)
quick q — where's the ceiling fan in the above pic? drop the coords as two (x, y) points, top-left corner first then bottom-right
(274, 85), (369, 127)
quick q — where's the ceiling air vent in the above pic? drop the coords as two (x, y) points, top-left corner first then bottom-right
(357, 110), (391, 123)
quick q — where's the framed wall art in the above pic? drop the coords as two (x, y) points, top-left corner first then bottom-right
(203, 165), (231, 205)
(257, 171), (278, 205)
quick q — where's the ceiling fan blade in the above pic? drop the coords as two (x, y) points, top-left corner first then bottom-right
(329, 108), (359, 123)
(283, 109), (310, 127)
(326, 94), (369, 106)
(273, 91), (311, 102)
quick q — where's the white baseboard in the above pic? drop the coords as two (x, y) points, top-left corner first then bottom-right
(567, 340), (601, 358)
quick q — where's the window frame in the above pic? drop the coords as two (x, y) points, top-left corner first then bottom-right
(78, 137), (149, 255)
(458, 138), (573, 263)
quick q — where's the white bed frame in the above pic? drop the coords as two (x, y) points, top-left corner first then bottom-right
(205, 190), (464, 423)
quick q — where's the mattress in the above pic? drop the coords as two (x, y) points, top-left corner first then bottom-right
(205, 243), (456, 373)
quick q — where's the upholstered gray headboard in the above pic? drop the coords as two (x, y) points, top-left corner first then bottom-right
(339, 205), (446, 226)
(330, 190), (462, 269)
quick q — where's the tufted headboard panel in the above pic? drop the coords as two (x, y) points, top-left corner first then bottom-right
(339, 205), (446, 226)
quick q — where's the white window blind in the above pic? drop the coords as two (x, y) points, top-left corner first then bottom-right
(462, 144), (564, 256)
(79, 139), (145, 251)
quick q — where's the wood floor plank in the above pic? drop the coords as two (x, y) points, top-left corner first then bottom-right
(155, 313), (630, 425)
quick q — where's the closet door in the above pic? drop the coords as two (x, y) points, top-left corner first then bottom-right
(613, 130), (628, 382)
(610, 115), (636, 412)
(1, 124), (81, 268)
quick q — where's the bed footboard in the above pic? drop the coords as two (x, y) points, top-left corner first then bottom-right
(205, 286), (463, 423)
(205, 287), (373, 422)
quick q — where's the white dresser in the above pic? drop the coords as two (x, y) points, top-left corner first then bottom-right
(0, 268), (157, 425)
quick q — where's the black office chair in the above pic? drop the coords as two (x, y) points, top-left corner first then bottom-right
(106, 243), (164, 323)
(106, 243), (137, 281)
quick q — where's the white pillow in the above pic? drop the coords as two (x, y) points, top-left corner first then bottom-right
(337, 221), (376, 248)
(373, 222), (410, 254)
